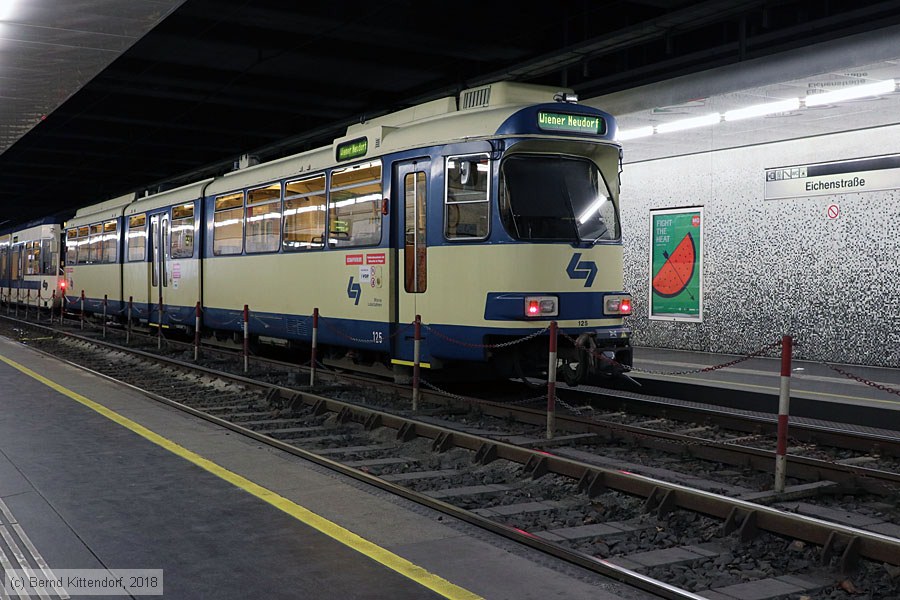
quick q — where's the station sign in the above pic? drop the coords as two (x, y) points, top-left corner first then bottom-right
(765, 154), (900, 200)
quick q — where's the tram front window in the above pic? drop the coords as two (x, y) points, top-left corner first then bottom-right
(499, 155), (618, 243)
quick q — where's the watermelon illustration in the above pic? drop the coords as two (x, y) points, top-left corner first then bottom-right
(652, 232), (695, 298)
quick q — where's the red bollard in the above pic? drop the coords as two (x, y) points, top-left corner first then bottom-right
(102, 294), (108, 338)
(547, 321), (558, 439)
(80, 290), (85, 330)
(194, 302), (201, 362)
(412, 315), (421, 411)
(775, 335), (793, 493)
(50, 290), (56, 323)
(310, 308), (319, 385)
(243, 304), (250, 373)
(60, 289), (66, 325)
(25, 289), (31, 321)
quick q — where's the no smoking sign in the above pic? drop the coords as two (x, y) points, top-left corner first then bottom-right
(826, 204), (840, 219)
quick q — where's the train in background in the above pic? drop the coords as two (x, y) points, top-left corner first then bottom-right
(2, 81), (633, 386)
(0, 215), (70, 309)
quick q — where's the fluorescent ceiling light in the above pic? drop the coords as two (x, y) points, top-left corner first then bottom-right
(617, 126), (654, 141)
(0, 0), (14, 20)
(656, 113), (721, 134)
(723, 98), (801, 121)
(805, 79), (896, 107)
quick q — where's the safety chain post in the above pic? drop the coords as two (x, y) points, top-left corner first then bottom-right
(127, 296), (133, 344)
(24, 289), (30, 321)
(310, 308), (319, 386)
(412, 315), (422, 412)
(194, 302), (202, 362)
(36, 289), (41, 321)
(14, 288), (19, 318)
(59, 289), (66, 324)
(775, 334), (793, 493)
(157, 297), (164, 350)
(102, 294), (108, 338)
(50, 290), (56, 323)
(546, 321), (558, 439)
(80, 290), (85, 330)
(243, 304), (250, 373)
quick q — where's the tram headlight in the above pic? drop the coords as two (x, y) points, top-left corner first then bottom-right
(604, 294), (632, 315)
(524, 295), (558, 317)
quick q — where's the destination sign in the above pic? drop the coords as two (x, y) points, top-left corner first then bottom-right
(537, 111), (606, 135)
(336, 137), (368, 161)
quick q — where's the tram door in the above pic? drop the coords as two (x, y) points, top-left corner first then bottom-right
(393, 159), (430, 359)
(147, 211), (170, 326)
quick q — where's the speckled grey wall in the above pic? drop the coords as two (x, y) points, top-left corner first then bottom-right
(621, 124), (900, 367)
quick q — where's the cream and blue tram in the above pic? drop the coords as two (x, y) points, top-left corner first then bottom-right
(61, 81), (632, 385)
(0, 217), (67, 310)
(191, 81), (632, 384)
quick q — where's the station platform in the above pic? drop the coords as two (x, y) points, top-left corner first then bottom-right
(0, 336), (655, 600)
(627, 346), (900, 432)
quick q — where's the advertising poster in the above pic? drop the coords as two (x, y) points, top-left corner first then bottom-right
(649, 207), (703, 322)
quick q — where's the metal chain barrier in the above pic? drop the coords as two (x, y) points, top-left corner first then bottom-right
(418, 378), (476, 403)
(423, 323), (550, 349)
(820, 362), (900, 397)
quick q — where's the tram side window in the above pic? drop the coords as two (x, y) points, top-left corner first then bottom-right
(127, 214), (147, 261)
(445, 155), (490, 240)
(283, 175), (326, 251)
(75, 227), (90, 264)
(25, 241), (39, 275)
(213, 192), (244, 255)
(101, 221), (117, 263)
(170, 204), (195, 259)
(404, 172), (427, 293)
(0, 245), (7, 280)
(10, 245), (20, 279)
(88, 224), (103, 263)
(329, 161), (382, 248)
(246, 184), (281, 253)
(66, 229), (78, 265)
(41, 239), (53, 274)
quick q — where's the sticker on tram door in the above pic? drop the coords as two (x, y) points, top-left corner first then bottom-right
(359, 266), (371, 287)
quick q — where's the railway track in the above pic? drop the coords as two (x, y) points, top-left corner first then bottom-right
(2, 314), (900, 599)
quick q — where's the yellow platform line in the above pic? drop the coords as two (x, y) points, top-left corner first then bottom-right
(0, 353), (483, 600)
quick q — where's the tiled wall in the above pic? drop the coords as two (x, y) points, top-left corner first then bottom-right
(621, 124), (900, 367)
